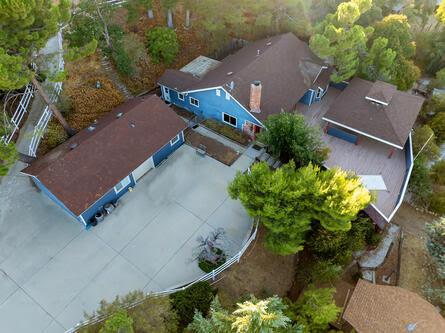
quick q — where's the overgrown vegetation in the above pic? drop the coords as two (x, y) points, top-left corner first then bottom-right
(146, 27), (179, 65)
(425, 218), (445, 307)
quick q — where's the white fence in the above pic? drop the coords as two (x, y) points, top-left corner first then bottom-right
(66, 221), (259, 333)
(28, 31), (65, 157)
(0, 84), (34, 144)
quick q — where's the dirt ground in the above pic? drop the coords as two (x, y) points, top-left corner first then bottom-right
(185, 130), (240, 166)
(215, 226), (297, 308)
(392, 203), (438, 295)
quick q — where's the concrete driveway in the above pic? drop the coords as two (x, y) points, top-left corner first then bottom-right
(0, 144), (254, 332)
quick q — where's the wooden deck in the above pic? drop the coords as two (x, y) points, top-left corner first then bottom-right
(296, 88), (407, 218)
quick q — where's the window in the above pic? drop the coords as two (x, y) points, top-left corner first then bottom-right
(216, 89), (221, 97)
(225, 91), (230, 100)
(190, 97), (199, 107)
(178, 93), (185, 101)
(170, 134), (180, 146)
(316, 87), (323, 99)
(222, 113), (237, 127)
(114, 176), (131, 194)
(163, 87), (169, 95)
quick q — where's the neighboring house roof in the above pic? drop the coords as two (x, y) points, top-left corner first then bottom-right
(323, 78), (424, 148)
(23, 95), (186, 216)
(343, 279), (445, 333)
(158, 33), (326, 122)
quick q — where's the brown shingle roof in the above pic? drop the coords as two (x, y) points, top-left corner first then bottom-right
(158, 33), (325, 122)
(343, 280), (445, 333)
(23, 95), (186, 216)
(323, 78), (424, 148)
(366, 80), (397, 104)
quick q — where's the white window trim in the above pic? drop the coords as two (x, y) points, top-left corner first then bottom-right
(189, 97), (199, 107)
(222, 112), (237, 128)
(225, 91), (230, 100)
(216, 89), (221, 96)
(114, 176), (131, 194)
(178, 92), (185, 101)
(316, 87), (323, 99)
(170, 134), (180, 146)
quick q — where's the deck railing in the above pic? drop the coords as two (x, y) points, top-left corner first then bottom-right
(65, 220), (259, 333)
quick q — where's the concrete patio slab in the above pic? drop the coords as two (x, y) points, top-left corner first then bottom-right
(0, 145), (253, 332)
(0, 289), (53, 333)
(0, 272), (18, 305)
(121, 201), (203, 278)
(152, 222), (215, 290)
(56, 255), (151, 328)
(22, 232), (116, 318)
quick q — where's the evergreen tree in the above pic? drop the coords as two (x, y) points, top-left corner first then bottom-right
(309, 0), (374, 83)
(288, 286), (341, 333)
(359, 37), (396, 81)
(146, 27), (179, 65)
(258, 113), (328, 166)
(228, 162), (371, 255)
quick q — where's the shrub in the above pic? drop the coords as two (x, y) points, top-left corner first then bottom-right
(80, 291), (178, 333)
(429, 191), (445, 215)
(309, 260), (343, 284)
(429, 113), (445, 144)
(409, 156), (433, 207)
(66, 39), (98, 62)
(431, 160), (445, 186)
(426, 218), (445, 279)
(112, 44), (135, 76)
(66, 15), (103, 47)
(121, 33), (147, 66)
(45, 122), (69, 148)
(170, 282), (215, 328)
(99, 309), (133, 333)
(146, 27), (179, 64)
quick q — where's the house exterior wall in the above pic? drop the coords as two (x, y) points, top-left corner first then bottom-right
(153, 130), (185, 166)
(160, 85), (263, 130)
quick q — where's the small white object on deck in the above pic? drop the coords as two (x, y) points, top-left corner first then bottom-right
(359, 175), (387, 191)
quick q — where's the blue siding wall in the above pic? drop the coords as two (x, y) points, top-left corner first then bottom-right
(31, 176), (79, 221)
(327, 126), (358, 144)
(80, 174), (136, 223)
(153, 130), (184, 166)
(161, 86), (262, 130)
(299, 89), (315, 105)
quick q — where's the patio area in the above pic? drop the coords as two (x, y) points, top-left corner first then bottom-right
(0, 145), (254, 332)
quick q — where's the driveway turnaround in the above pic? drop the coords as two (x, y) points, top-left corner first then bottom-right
(0, 144), (254, 332)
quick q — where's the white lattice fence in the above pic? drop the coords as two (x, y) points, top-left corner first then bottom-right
(65, 221), (259, 333)
(1, 85), (34, 145)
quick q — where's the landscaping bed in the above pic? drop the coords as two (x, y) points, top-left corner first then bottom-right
(202, 119), (251, 146)
(215, 226), (297, 308)
(185, 129), (240, 166)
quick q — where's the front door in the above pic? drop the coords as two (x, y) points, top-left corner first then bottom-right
(163, 86), (171, 102)
(132, 156), (155, 182)
(243, 121), (261, 140)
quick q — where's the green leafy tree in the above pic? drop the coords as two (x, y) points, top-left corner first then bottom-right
(429, 113), (445, 144)
(188, 295), (297, 333)
(435, 68), (445, 88)
(170, 282), (215, 329)
(146, 27), (179, 65)
(258, 113), (328, 166)
(372, 14), (420, 90)
(431, 160), (445, 186)
(437, 0), (445, 25)
(231, 296), (292, 333)
(413, 125), (441, 161)
(429, 191), (445, 215)
(288, 286), (341, 333)
(415, 32), (445, 75)
(310, 0), (374, 83)
(359, 37), (396, 81)
(99, 309), (134, 333)
(409, 156), (433, 207)
(0, 143), (18, 176)
(228, 162), (371, 255)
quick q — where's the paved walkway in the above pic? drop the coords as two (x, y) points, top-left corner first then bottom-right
(0, 145), (253, 332)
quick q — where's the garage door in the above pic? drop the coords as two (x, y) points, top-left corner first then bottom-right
(132, 156), (155, 182)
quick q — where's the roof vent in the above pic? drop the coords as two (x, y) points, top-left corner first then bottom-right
(116, 112), (124, 118)
(87, 125), (96, 132)
(129, 122), (136, 128)
(256, 49), (260, 56)
(266, 42), (272, 46)
(69, 143), (78, 150)
(227, 71), (233, 76)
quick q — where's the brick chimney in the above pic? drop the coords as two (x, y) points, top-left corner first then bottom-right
(249, 80), (262, 113)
